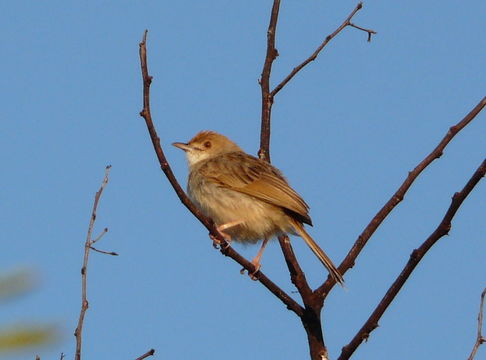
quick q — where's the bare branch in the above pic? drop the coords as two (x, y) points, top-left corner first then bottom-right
(135, 348), (155, 360)
(317, 96), (486, 296)
(339, 159), (486, 360)
(468, 288), (486, 360)
(138, 31), (304, 317)
(259, 2), (375, 162)
(277, 235), (313, 300)
(74, 165), (111, 360)
(138, 31), (217, 235)
(271, 2), (374, 98)
(259, 0), (281, 161)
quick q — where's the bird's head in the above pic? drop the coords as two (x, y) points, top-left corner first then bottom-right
(172, 130), (242, 166)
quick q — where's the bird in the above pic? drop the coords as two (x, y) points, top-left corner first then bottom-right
(172, 130), (344, 285)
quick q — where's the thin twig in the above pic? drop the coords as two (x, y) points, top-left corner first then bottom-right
(88, 228), (117, 255)
(259, 2), (375, 160)
(349, 23), (376, 42)
(89, 246), (118, 256)
(339, 159), (486, 360)
(271, 2), (374, 98)
(468, 288), (486, 360)
(135, 348), (155, 360)
(60, 353), (65, 360)
(138, 31), (304, 317)
(92, 228), (108, 245)
(74, 165), (111, 360)
(317, 96), (486, 297)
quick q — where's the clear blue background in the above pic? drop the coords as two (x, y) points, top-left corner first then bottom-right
(1, 1), (484, 359)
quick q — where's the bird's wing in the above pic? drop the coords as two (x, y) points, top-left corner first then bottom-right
(201, 152), (312, 225)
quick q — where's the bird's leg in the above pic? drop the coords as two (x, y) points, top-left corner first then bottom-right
(246, 237), (269, 280)
(210, 220), (244, 249)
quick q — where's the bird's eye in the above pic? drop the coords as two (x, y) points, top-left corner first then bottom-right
(203, 141), (211, 149)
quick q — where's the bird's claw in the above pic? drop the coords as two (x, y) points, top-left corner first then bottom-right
(240, 262), (261, 281)
(209, 233), (230, 249)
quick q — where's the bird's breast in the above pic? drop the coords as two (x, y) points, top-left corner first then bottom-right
(187, 172), (292, 243)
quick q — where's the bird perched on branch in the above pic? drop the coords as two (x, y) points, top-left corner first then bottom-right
(173, 131), (344, 285)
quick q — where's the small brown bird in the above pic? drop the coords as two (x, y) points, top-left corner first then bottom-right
(173, 131), (344, 285)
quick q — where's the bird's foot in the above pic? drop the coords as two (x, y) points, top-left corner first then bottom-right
(240, 259), (261, 281)
(210, 220), (244, 249)
(209, 229), (231, 249)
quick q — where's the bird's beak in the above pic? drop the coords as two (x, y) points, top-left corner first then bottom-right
(172, 142), (192, 152)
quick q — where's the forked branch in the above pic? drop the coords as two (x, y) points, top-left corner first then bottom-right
(259, 1), (375, 160)
(271, 2), (375, 98)
(317, 96), (486, 296)
(339, 159), (486, 360)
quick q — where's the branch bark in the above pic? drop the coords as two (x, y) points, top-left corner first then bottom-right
(468, 288), (486, 360)
(74, 165), (112, 360)
(338, 159), (486, 360)
(317, 96), (486, 297)
(259, 0), (281, 162)
(135, 348), (155, 360)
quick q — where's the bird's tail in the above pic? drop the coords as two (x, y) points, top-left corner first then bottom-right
(290, 219), (345, 286)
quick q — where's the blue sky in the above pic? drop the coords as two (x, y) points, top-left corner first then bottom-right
(1, 1), (485, 359)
